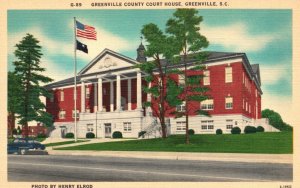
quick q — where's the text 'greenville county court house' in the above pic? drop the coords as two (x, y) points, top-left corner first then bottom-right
(45, 43), (276, 138)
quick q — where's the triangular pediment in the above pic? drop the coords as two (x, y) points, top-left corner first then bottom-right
(78, 49), (138, 75)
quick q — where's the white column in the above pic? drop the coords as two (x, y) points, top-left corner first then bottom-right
(98, 78), (103, 112)
(116, 74), (121, 111)
(93, 83), (97, 112)
(128, 79), (132, 111)
(146, 82), (152, 116)
(81, 81), (85, 112)
(137, 72), (142, 109)
(110, 81), (114, 112)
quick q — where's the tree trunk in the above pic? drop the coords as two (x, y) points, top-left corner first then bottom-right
(7, 112), (15, 137)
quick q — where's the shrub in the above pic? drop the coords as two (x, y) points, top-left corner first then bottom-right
(86, 132), (95, 138)
(37, 133), (47, 138)
(65, 132), (74, 138)
(112, 131), (123, 139)
(216, 129), (223, 135)
(231, 127), (241, 134)
(244, 126), (257, 134)
(138, 131), (146, 137)
(188, 129), (195, 135)
(256, 126), (265, 132)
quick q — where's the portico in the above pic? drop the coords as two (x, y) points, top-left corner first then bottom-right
(79, 70), (143, 113)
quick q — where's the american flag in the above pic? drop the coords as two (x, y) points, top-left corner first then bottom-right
(76, 20), (97, 40)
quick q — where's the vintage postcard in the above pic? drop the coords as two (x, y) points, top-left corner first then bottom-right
(1, 0), (299, 188)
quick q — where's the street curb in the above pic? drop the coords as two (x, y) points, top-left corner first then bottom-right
(47, 150), (293, 164)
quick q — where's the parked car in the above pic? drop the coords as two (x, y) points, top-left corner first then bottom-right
(8, 138), (46, 155)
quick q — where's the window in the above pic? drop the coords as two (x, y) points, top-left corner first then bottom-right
(225, 67), (232, 83)
(178, 75), (185, 85)
(72, 110), (79, 118)
(201, 120), (214, 130)
(225, 97), (233, 109)
(201, 99), (214, 110)
(60, 90), (64, 101)
(246, 101), (248, 111)
(203, 70), (210, 85)
(86, 87), (90, 99)
(226, 119), (233, 129)
(249, 104), (251, 113)
(59, 110), (66, 119)
(176, 102), (186, 112)
(87, 124), (94, 132)
(176, 121), (186, 131)
(243, 99), (245, 109)
(123, 122), (132, 132)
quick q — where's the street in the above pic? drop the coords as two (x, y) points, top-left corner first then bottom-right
(8, 155), (292, 182)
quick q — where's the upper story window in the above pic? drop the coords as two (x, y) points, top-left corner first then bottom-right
(245, 101), (248, 111)
(178, 75), (185, 86)
(86, 87), (90, 99)
(60, 90), (64, 102)
(201, 99), (214, 110)
(225, 97), (233, 109)
(203, 70), (210, 85)
(176, 101), (186, 112)
(59, 110), (66, 119)
(225, 67), (232, 83)
(123, 122), (132, 132)
(50, 95), (54, 103)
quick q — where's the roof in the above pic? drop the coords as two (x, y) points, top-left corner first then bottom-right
(44, 50), (262, 93)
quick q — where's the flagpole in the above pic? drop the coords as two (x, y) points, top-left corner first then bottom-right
(73, 17), (78, 142)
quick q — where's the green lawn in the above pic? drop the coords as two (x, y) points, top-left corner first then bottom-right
(44, 140), (88, 147)
(56, 132), (292, 154)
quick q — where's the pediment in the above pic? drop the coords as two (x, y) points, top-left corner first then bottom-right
(79, 49), (138, 75)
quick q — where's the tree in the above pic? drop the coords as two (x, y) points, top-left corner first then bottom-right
(262, 109), (292, 131)
(13, 34), (53, 137)
(8, 71), (22, 136)
(137, 24), (182, 138)
(166, 9), (209, 144)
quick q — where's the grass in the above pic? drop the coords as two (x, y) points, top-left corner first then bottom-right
(44, 140), (88, 147)
(56, 132), (293, 154)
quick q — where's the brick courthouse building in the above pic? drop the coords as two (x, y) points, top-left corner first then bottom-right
(45, 43), (275, 138)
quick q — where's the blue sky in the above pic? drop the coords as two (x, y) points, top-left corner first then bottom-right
(7, 9), (292, 124)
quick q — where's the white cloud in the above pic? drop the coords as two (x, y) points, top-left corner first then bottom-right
(201, 23), (277, 52)
(8, 27), (72, 57)
(260, 63), (290, 85)
(8, 25), (135, 82)
(40, 58), (73, 82)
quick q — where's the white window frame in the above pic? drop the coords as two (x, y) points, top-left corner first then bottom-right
(225, 97), (233, 109)
(59, 110), (66, 119)
(201, 99), (214, 110)
(176, 121), (186, 132)
(87, 124), (94, 132)
(123, 122), (132, 132)
(60, 90), (64, 102)
(72, 110), (79, 118)
(246, 101), (248, 111)
(203, 70), (210, 85)
(201, 120), (214, 130)
(178, 75), (185, 85)
(176, 101), (186, 112)
(226, 119), (233, 129)
(225, 67), (232, 83)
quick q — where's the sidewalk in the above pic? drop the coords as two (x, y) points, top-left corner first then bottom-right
(44, 138), (293, 164)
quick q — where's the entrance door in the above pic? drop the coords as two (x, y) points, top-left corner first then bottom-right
(104, 123), (112, 138)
